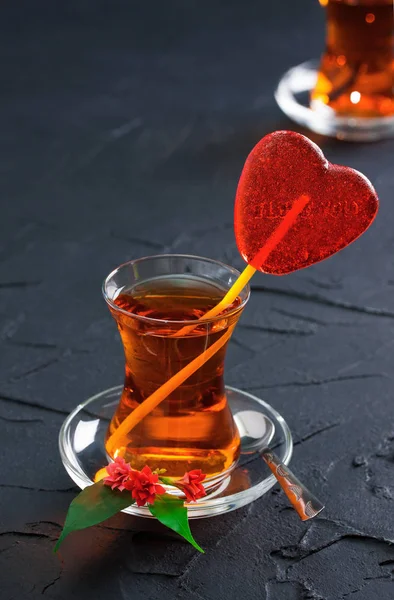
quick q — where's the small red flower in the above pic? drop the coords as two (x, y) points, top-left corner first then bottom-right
(177, 469), (206, 502)
(103, 456), (133, 492)
(125, 465), (166, 507)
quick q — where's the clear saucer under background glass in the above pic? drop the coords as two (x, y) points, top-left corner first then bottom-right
(275, 60), (394, 142)
(59, 385), (293, 519)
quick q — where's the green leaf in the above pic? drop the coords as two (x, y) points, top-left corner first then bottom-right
(54, 481), (134, 552)
(149, 494), (204, 553)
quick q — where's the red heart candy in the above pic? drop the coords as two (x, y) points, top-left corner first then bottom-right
(234, 131), (379, 275)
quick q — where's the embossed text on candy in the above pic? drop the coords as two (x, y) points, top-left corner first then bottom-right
(257, 199), (361, 219)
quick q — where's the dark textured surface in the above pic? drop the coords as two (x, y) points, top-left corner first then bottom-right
(1, 1), (393, 599)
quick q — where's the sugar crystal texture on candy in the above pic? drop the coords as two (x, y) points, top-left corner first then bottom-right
(234, 131), (379, 275)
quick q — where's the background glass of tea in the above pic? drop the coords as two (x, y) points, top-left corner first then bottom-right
(103, 255), (250, 486)
(312, 0), (394, 118)
(275, 0), (394, 140)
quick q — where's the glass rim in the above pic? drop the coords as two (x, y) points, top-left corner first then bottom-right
(102, 253), (250, 326)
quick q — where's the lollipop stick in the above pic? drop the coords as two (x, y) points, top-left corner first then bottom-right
(177, 193), (310, 337)
(175, 263), (256, 337)
(201, 263), (256, 319)
(107, 193), (311, 451)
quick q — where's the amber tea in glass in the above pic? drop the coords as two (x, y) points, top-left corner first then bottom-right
(103, 255), (249, 483)
(312, 0), (394, 118)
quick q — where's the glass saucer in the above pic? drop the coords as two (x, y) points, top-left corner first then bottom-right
(59, 385), (293, 518)
(275, 60), (394, 142)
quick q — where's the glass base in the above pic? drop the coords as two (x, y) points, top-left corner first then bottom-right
(275, 60), (394, 142)
(59, 385), (293, 518)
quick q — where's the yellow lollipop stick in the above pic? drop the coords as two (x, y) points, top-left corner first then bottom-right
(174, 263), (256, 337)
(176, 193), (310, 336)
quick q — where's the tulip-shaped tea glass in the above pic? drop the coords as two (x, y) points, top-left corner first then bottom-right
(59, 255), (293, 517)
(103, 255), (249, 488)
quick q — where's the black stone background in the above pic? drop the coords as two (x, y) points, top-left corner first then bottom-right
(0, 1), (393, 598)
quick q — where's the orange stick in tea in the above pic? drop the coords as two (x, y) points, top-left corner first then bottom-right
(106, 194), (311, 452)
(106, 322), (237, 454)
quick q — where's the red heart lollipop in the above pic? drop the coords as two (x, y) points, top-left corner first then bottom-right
(234, 131), (379, 275)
